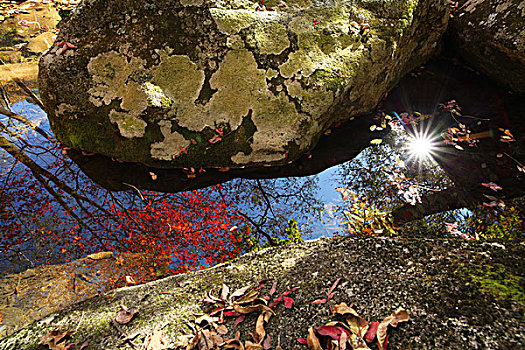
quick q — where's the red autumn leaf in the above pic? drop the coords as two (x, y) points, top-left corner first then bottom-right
(297, 338), (308, 345)
(328, 278), (341, 295)
(316, 325), (350, 340)
(224, 310), (241, 317)
(364, 321), (379, 343)
(257, 280), (268, 290)
(269, 295), (282, 308)
(269, 281), (278, 297)
(282, 287), (299, 296)
(312, 299), (327, 304)
(191, 138), (197, 145)
(209, 307), (226, 315)
(235, 315), (246, 326)
(283, 296), (294, 309)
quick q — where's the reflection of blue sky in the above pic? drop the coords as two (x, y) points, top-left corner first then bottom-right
(1, 98), (352, 246)
(309, 165), (345, 239)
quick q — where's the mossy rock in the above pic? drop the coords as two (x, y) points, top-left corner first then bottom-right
(1, 236), (523, 349)
(39, 0), (449, 168)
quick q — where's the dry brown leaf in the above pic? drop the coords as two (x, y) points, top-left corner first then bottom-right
(216, 324), (229, 335)
(172, 334), (192, 349)
(262, 335), (272, 350)
(231, 285), (252, 299)
(115, 305), (139, 324)
(339, 330), (348, 350)
(245, 340), (264, 350)
(221, 284), (230, 300)
(307, 327), (323, 350)
(333, 303), (359, 317)
(232, 304), (274, 315)
(377, 309), (410, 350)
(348, 333), (370, 350)
(235, 290), (260, 304)
(195, 314), (220, 327)
(254, 313), (266, 343)
(222, 339), (245, 350)
(140, 324), (165, 350)
(38, 329), (75, 350)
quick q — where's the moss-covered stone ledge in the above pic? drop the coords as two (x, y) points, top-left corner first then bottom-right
(1, 236), (523, 349)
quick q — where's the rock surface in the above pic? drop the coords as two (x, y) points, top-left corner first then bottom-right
(0, 236), (523, 349)
(39, 0), (449, 168)
(449, 0), (525, 94)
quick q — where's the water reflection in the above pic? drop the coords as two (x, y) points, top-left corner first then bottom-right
(1, 53), (524, 278)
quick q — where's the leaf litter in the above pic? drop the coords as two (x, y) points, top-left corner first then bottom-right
(303, 279), (409, 350)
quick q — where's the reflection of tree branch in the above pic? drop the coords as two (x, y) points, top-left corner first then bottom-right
(237, 211), (277, 246)
(256, 179), (278, 220)
(0, 106), (52, 141)
(0, 134), (113, 243)
(391, 187), (481, 226)
(215, 184), (277, 246)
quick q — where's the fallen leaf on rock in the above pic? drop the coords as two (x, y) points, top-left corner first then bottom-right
(233, 304), (274, 315)
(339, 330), (348, 350)
(335, 188), (355, 201)
(141, 324), (166, 350)
(221, 283), (230, 300)
(269, 281), (278, 297)
(263, 334), (272, 350)
(316, 325), (351, 340)
(364, 321), (379, 343)
(235, 315), (246, 326)
(231, 285), (252, 299)
(216, 324), (229, 335)
(221, 338), (245, 350)
(254, 313), (266, 343)
(377, 309), (409, 350)
(283, 296), (294, 309)
(245, 340), (264, 350)
(38, 329), (75, 350)
(307, 327), (323, 350)
(115, 305), (139, 324)
(297, 338), (308, 345)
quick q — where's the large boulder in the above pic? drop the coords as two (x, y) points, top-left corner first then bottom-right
(449, 0), (525, 94)
(39, 0), (449, 168)
(0, 236), (523, 349)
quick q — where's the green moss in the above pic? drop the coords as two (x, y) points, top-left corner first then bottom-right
(454, 262), (524, 303)
(471, 264), (524, 303)
(307, 69), (345, 91)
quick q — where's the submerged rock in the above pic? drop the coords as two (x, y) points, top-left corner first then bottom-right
(449, 0), (525, 94)
(0, 236), (523, 349)
(39, 0), (448, 168)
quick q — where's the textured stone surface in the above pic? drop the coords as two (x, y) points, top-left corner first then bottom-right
(449, 0), (525, 94)
(0, 236), (523, 349)
(39, 0), (449, 168)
